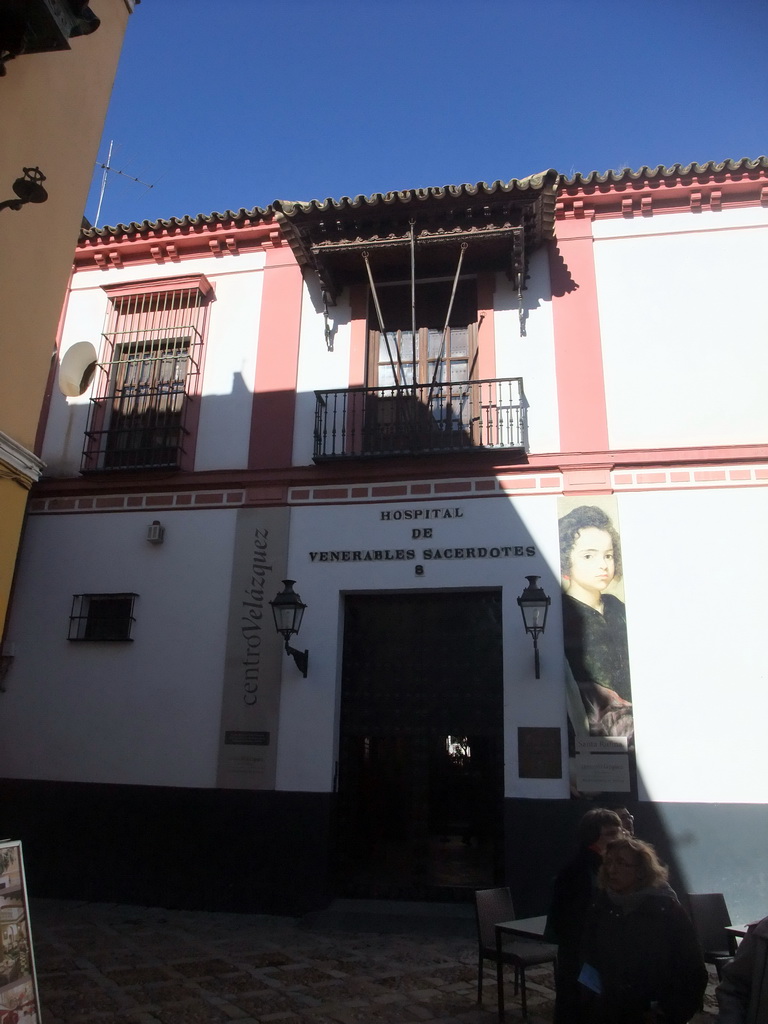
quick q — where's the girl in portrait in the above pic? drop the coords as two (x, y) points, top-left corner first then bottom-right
(559, 505), (633, 743)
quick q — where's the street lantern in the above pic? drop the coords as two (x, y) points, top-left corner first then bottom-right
(517, 575), (551, 679)
(270, 580), (308, 678)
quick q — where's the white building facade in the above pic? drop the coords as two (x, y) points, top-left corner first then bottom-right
(1, 159), (767, 918)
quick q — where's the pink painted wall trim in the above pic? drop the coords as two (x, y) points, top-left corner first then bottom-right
(349, 284), (368, 387)
(476, 273), (496, 380)
(249, 245), (304, 469)
(550, 219), (609, 453)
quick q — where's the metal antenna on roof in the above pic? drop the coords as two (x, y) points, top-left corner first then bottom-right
(92, 140), (156, 226)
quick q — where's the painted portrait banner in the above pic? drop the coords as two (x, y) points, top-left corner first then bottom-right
(216, 507), (290, 790)
(0, 840), (42, 1024)
(557, 497), (634, 795)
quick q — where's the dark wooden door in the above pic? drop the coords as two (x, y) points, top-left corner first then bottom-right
(335, 591), (504, 901)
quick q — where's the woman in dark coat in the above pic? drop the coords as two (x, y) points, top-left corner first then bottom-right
(580, 837), (707, 1024)
(546, 808), (624, 1024)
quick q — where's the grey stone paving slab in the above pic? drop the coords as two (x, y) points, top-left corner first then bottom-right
(27, 899), (717, 1023)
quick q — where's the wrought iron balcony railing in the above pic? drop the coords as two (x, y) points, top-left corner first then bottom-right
(313, 377), (527, 460)
(82, 381), (189, 472)
(81, 333), (199, 473)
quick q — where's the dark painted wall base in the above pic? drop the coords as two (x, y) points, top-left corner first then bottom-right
(0, 779), (333, 915)
(505, 797), (768, 924)
(3, 781), (766, 923)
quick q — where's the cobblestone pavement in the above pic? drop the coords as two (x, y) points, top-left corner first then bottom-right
(28, 900), (718, 1024)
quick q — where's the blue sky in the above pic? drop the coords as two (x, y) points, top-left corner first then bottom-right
(86, 0), (767, 228)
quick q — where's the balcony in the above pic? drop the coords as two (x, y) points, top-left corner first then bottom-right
(313, 378), (527, 460)
(81, 329), (200, 473)
(82, 380), (189, 472)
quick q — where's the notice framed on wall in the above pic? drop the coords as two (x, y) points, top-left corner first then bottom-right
(0, 840), (41, 1023)
(575, 736), (631, 793)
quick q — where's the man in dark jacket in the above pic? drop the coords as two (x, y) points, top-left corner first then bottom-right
(546, 808), (623, 1024)
(716, 915), (768, 1024)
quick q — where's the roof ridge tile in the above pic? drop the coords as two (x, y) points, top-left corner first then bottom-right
(80, 159), (767, 244)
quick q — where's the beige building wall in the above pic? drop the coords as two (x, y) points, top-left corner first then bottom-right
(0, 0), (134, 631)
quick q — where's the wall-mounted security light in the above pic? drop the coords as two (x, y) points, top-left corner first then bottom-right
(517, 575), (551, 679)
(270, 579), (308, 678)
(147, 521), (165, 545)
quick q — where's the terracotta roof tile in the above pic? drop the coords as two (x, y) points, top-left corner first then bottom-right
(562, 155), (768, 187)
(272, 170), (558, 217)
(78, 159), (767, 243)
(80, 205), (271, 241)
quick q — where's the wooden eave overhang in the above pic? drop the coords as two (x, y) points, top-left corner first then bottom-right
(272, 171), (559, 303)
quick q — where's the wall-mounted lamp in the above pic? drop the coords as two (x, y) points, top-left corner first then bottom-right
(270, 579), (308, 678)
(517, 575), (551, 679)
(322, 290), (334, 351)
(0, 168), (48, 213)
(147, 520), (165, 545)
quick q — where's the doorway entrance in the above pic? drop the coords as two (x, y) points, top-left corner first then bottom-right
(335, 591), (505, 901)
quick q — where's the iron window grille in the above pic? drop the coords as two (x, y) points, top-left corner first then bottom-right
(82, 276), (212, 472)
(68, 593), (138, 641)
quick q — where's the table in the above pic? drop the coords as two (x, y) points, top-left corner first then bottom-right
(494, 916), (551, 1020)
(496, 915), (548, 941)
(726, 922), (758, 954)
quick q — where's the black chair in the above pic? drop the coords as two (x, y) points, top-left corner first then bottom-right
(687, 892), (733, 979)
(474, 886), (557, 1019)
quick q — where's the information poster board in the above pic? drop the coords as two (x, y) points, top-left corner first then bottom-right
(0, 841), (41, 1023)
(557, 496), (635, 796)
(216, 507), (289, 790)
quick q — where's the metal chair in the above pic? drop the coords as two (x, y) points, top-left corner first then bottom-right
(474, 886), (557, 1019)
(687, 892), (733, 979)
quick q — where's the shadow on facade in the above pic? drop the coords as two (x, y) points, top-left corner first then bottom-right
(1, 373), (766, 923)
